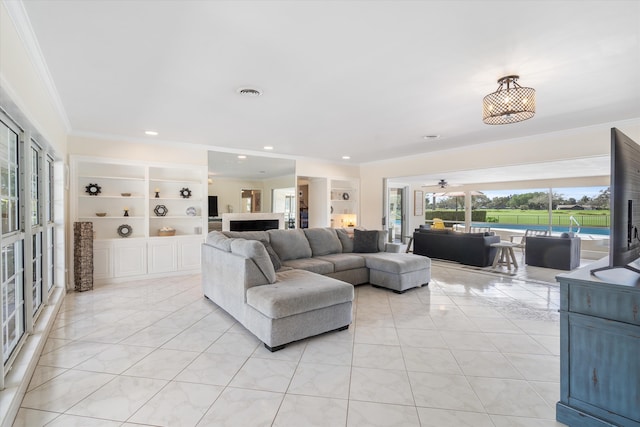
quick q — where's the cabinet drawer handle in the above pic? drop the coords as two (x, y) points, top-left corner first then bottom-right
(592, 368), (598, 387)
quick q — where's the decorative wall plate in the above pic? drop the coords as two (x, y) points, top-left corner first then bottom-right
(179, 187), (192, 199)
(186, 206), (196, 216)
(85, 183), (101, 196)
(117, 224), (132, 238)
(154, 205), (168, 216)
(342, 192), (350, 200)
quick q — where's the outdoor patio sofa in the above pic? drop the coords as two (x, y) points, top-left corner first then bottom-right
(201, 228), (431, 350)
(413, 227), (500, 267)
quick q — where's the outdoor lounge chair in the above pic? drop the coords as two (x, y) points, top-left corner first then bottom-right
(432, 218), (445, 230)
(510, 229), (550, 254)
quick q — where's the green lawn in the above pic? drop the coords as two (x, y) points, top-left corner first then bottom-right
(481, 209), (610, 228)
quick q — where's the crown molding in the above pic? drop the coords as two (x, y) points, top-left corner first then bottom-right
(3, 0), (71, 131)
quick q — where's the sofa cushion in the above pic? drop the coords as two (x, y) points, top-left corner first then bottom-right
(206, 231), (232, 251)
(262, 242), (282, 271)
(222, 231), (269, 243)
(304, 228), (343, 256)
(377, 230), (389, 252)
(230, 239), (276, 284)
(281, 258), (335, 275)
(246, 269), (354, 319)
(335, 228), (354, 253)
(268, 229), (312, 261)
(315, 253), (366, 271)
(353, 229), (379, 253)
(362, 253), (431, 274)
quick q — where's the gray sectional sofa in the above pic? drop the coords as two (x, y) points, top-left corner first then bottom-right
(201, 227), (431, 351)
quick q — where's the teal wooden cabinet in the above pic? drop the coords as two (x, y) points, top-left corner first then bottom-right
(556, 258), (640, 427)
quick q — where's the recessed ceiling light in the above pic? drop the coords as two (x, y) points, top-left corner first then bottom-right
(342, 156), (351, 160)
(263, 146), (274, 150)
(145, 130), (158, 136)
(423, 135), (440, 140)
(237, 155), (247, 159)
(237, 87), (263, 97)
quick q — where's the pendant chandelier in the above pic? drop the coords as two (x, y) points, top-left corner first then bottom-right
(482, 75), (536, 125)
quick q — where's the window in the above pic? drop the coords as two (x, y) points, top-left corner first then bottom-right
(0, 108), (58, 379)
(30, 144), (43, 315)
(1, 117), (25, 364)
(46, 155), (55, 292)
(1, 121), (19, 233)
(1, 241), (24, 362)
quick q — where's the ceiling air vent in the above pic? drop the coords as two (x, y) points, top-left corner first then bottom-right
(237, 88), (263, 97)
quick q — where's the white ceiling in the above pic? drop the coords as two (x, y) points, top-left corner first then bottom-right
(393, 156), (611, 189)
(14, 0), (640, 175)
(208, 150), (295, 180)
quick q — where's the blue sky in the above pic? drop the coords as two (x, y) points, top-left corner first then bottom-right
(481, 186), (608, 200)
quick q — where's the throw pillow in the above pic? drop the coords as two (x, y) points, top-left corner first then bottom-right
(229, 239), (276, 284)
(262, 242), (282, 271)
(335, 228), (354, 253)
(353, 229), (379, 253)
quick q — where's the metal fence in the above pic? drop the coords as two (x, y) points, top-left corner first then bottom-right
(487, 214), (610, 228)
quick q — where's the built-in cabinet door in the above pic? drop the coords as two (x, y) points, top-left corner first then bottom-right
(178, 237), (202, 271)
(148, 239), (178, 274)
(568, 313), (640, 424)
(93, 241), (113, 280)
(113, 240), (147, 277)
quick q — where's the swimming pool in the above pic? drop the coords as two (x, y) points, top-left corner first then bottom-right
(472, 222), (610, 236)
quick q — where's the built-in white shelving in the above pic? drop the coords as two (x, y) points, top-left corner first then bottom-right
(71, 156), (207, 283)
(330, 179), (359, 228)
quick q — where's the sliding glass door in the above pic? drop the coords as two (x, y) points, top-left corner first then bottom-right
(388, 187), (407, 243)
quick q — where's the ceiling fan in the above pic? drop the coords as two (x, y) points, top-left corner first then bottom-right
(438, 179), (448, 188)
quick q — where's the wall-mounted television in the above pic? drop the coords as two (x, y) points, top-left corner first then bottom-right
(592, 128), (640, 275)
(208, 196), (219, 218)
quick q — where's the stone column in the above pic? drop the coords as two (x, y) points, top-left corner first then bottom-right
(74, 221), (93, 292)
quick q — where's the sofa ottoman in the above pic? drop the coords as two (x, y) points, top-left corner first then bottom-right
(361, 253), (431, 293)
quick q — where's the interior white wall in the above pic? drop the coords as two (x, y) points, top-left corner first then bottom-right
(208, 174), (294, 215)
(262, 175), (296, 213)
(308, 178), (330, 228)
(0, 2), (67, 153)
(209, 177), (264, 215)
(67, 135), (207, 165)
(297, 158), (359, 179)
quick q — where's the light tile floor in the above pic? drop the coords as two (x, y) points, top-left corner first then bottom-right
(14, 261), (570, 426)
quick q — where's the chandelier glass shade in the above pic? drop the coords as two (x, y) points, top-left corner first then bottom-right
(482, 75), (536, 125)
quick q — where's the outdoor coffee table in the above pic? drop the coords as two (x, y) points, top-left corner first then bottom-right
(491, 241), (519, 270)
